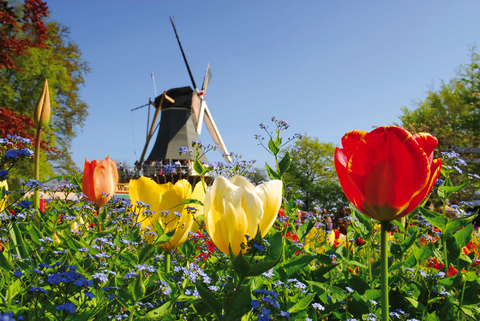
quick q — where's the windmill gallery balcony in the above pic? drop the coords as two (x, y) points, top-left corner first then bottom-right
(116, 160), (210, 185)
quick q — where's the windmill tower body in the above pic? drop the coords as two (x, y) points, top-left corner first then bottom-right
(146, 86), (207, 162)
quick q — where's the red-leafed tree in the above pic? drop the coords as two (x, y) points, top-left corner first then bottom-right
(1, 0), (90, 179)
(0, 106), (56, 153)
(0, 0), (49, 71)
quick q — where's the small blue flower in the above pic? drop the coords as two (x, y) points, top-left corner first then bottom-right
(14, 271), (25, 278)
(56, 302), (76, 313)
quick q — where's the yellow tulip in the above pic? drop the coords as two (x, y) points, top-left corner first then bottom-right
(129, 176), (205, 251)
(0, 180), (8, 213)
(204, 175), (282, 256)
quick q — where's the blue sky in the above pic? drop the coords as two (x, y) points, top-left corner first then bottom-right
(46, 0), (480, 172)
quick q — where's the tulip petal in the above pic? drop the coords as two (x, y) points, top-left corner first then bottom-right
(82, 158), (96, 202)
(228, 175), (255, 191)
(93, 156), (118, 207)
(255, 180), (283, 237)
(334, 147), (367, 214)
(403, 158), (442, 216)
(348, 127), (430, 221)
(413, 132), (438, 164)
(341, 130), (367, 159)
(223, 186), (263, 255)
(204, 177), (236, 255)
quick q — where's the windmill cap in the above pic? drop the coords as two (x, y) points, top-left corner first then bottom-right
(154, 86), (195, 109)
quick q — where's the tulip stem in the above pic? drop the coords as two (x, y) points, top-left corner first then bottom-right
(441, 202), (449, 278)
(165, 252), (171, 273)
(366, 238), (373, 289)
(34, 127), (41, 228)
(380, 220), (389, 321)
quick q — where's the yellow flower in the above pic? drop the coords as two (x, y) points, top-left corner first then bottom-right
(0, 180), (8, 213)
(305, 227), (326, 254)
(204, 175), (282, 256)
(129, 176), (205, 251)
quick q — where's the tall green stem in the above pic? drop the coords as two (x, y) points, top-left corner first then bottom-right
(33, 128), (42, 230)
(165, 252), (171, 273)
(380, 221), (389, 321)
(366, 240), (373, 289)
(34, 128), (42, 211)
(441, 200), (449, 277)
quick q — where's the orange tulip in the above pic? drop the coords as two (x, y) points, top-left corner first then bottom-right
(335, 126), (441, 221)
(83, 156), (119, 208)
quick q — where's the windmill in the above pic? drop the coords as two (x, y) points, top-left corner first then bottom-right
(138, 16), (232, 167)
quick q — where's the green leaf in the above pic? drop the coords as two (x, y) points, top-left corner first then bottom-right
(454, 223), (473, 249)
(268, 138), (280, 155)
(419, 207), (448, 232)
(176, 198), (204, 207)
(288, 293), (316, 313)
(146, 301), (172, 318)
(446, 232), (461, 264)
(246, 258), (281, 277)
(10, 223), (29, 258)
(265, 231), (283, 260)
(364, 289), (381, 301)
(415, 243), (434, 262)
(232, 250), (251, 280)
(400, 229), (417, 253)
(445, 212), (478, 234)
(351, 209), (373, 238)
(278, 151), (291, 176)
(225, 285), (252, 321)
(347, 275), (370, 295)
(0, 252), (13, 272)
(405, 297), (419, 308)
(194, 159), (205, 176)
(93, 227), (119, 239)
(133, 273), (146, 301)
(281, 255), (316, 277)
(138, 244), (154, 265)
(98, 206), (108, 223)
(460, 306), (476, 319)
(265, 162), (281, 180)
(308, 281), (346, 303)
(195, 282), (222, 319)
(297, 220), (315, 241)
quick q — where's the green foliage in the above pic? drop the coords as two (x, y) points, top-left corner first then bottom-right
(1, 16), (90, 178)
(398, 47), (480, 202)
(284, 135), (348, 211)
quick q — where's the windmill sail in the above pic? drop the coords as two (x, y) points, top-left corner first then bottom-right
(203, 103), (232, 162)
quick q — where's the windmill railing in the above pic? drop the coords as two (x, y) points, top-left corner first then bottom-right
(116, 162), (200, 183)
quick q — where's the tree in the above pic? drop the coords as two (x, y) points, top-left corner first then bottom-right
(0, 0), (48, 71)
(283, 135), (348, 211)
(1, 7), (90, 179)
(398, 47), (480, 202)
(399, 80), (470, 153)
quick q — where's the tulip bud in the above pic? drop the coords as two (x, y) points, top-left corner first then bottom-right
(33, 79), (51, 129)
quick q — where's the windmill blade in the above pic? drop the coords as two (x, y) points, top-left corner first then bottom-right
(201, 64), (212, 96)
(193, 65), (212, 134)
(195, 100), (206, 135)
(170, 16), (198, 90)
(203, 103), (232, 163)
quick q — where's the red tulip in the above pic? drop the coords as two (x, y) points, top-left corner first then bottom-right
(335, 126), (441, 222)
(83, 156), (119, 208)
